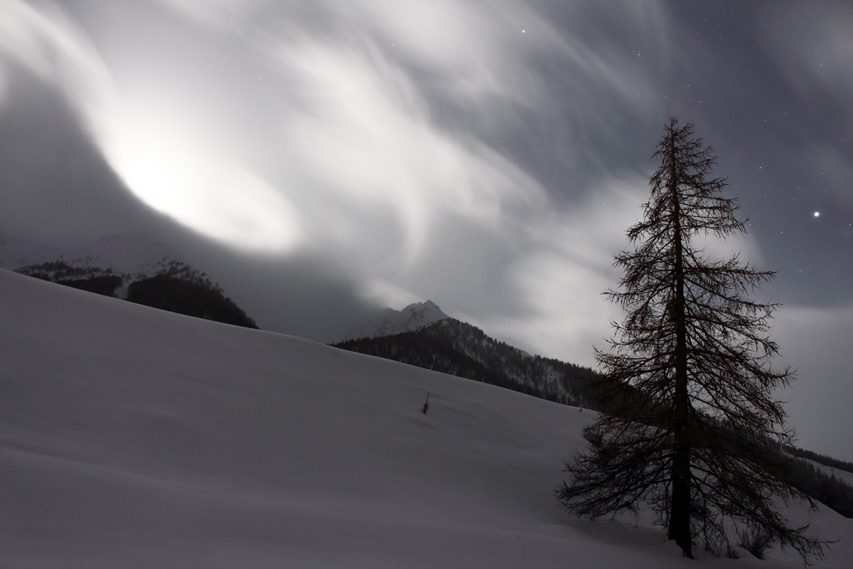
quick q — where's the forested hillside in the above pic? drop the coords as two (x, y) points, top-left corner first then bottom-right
(17, 259), (257, 329)
(336, 318), (599, 407)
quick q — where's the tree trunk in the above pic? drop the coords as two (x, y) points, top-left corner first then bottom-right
(667, 135), (693, 558)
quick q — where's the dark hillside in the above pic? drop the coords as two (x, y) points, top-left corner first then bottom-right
(127, 275), (257, 329)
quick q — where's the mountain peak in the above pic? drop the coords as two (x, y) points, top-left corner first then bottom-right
(344, 300), (449, 340)
(401, 299), (447, 321)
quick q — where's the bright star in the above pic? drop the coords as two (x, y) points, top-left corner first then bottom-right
(814, 211), (820, 218)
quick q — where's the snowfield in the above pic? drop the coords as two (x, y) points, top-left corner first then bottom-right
(1, 269), (850, 568)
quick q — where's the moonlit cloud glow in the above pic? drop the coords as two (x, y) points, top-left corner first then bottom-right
(103, 106), (304, 252)
(0, 0), (303, 252)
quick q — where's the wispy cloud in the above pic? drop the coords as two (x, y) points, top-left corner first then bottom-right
(483, 176), (647, 365)
(0, 0), (111, 128)
(759, 2), (853, 209)
(267, 34), (550, 265)
(761, 3), (853, 110)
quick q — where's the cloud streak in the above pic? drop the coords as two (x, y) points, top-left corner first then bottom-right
(268, 34), (551, 265)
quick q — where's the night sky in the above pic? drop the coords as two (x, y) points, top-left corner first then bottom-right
(1, 1), (851, 461)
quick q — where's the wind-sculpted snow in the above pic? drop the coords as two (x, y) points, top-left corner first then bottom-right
(1, 269), (850, 568)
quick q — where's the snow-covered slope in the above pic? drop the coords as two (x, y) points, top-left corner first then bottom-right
(344, 300), (449, 340)
(1, 269), (850, 568)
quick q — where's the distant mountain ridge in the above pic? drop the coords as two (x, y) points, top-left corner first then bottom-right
(334, 312), (598, 407)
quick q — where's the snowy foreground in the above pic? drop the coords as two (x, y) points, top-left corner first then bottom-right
(1, 269), (850, 568)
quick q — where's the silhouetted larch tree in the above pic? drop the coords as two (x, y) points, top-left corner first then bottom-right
(558, 118), (824, 561)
